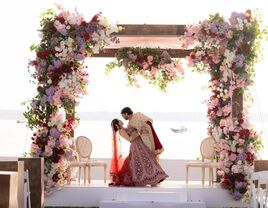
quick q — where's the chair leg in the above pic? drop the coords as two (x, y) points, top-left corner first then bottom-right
(78, 167), (81, 184)
(104, 165), (107, 183)
(211, 168), (214, 184)
(83, 166), (86, 184)
(208, 168), (212, 186)
(67, 167), (71, 185)
(186, 166), (189, 184)
(201, 167), (205, 185)
(88, 166), (91, 184)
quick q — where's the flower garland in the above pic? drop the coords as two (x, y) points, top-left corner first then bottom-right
(24, 6), (119, 195)
(181, 10), (266, 200)
(106, 47), (184, 91)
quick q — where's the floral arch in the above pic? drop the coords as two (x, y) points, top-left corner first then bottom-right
(24, 6), (265, 200)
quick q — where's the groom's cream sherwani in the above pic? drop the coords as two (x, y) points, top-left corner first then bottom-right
(127, 112), (156, 154)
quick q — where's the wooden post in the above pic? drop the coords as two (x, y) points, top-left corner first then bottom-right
(19, 157), (44, 208)
(0, 171), (18, 208)
(232, 88), (243, 120)
(0, 161), (24, 208)
(66, 103), (76, 181)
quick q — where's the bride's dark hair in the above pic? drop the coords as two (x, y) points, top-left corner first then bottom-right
(111, 119), (120, 132)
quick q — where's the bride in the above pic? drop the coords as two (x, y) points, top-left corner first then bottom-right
(109, 119), (168, 186)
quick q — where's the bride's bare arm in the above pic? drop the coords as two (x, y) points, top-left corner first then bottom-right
(119, 128), (139, 142)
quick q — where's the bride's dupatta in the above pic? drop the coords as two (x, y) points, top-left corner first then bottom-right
(109, 129), (134, 186)
(110, 130), (123, 184)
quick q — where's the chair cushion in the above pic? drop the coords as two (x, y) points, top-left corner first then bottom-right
(185, 161), (212, 167)
(69, 161), (87, 166)
(88, 160), (107, 166)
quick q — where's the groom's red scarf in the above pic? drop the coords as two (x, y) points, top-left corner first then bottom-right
(146, 121), (163, 152)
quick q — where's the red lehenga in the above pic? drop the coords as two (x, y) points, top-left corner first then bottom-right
(110, 129), (168, 186)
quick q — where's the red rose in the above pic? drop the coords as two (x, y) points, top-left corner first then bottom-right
(210, 33), (217, 38)
(190, 52), (196, 59)
(238, 119), (244, 124)
(219, 34), (225, 39)
(52, 172), (60, 182)
(30, 60), (38, 66)
(91, 14), (100, 23)
(33, 60), (38, 66)
(81, 21), (87, 27)
(239, 129), (250, 139)
(246, 152), (254, 164)
(221, 178), (232, 189)
(56, 16), (65, 24)
(36, 51), (42, 58)
(42, 50), (50, 59)
(84, 33), (91, 41)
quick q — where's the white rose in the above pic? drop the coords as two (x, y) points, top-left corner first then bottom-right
(92, 45), (100, 54)
(55, 46), (61, 52)
(236, 19), (244, 30)
(237, 160), (242, 165)
(230, 143), (236, 152)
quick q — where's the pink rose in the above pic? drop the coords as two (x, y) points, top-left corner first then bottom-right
(175, 63), (184, 74)
(142, 63), (149, 70)
(151, 67), (158, 76)
(147, 55), (154, 63)
(218, 160), (224, 169)
(238, 139), (244, 145)
(229, 153), (237, 161)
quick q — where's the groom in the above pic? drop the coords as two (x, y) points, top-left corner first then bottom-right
(121, 107), (164, 157)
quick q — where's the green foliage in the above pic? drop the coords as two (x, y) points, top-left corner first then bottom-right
(40, 8), (56, 28)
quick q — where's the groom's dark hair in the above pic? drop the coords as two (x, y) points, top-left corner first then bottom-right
(121, 107), (133, 115)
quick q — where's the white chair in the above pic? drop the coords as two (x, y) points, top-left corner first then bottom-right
(68, 136), (107, 184)
(68, 137), (89, 184)
(249, 170), (268, 208)
(24, 169), (31, 208)
(77, 136), (107, 184)
(185, 137), (217, 185)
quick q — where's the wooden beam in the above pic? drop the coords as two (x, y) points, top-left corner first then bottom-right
(117, 24), (186, 36)
(92, 49), (192, 58)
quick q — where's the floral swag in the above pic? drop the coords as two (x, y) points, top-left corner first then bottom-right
(181, 10), (266, 200)
(105, 47), (185, 91)
(24, 6), (120, 195)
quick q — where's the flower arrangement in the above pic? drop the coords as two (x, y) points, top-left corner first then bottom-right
(106, 47), (184, 91)
(181, 10), (266, 200)
(24, 6), (119, 195)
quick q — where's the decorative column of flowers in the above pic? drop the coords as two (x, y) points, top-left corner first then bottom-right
(181, 11), (266, 200)
(24, 6), (119, 195)
(106, 47), (185, 91)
